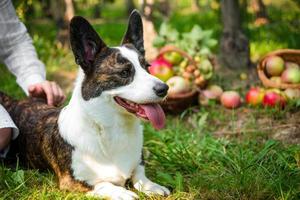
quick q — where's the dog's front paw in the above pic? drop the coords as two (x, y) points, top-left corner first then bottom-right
(134, 181), (170, 197)
(88, 182), (138, 200)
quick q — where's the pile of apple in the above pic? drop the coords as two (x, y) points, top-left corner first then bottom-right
(149, 51), (214, 96)
(245, 87), (300, 107)
(264, 56), (300, 85)
(199, 85), (242, 109)
(199, 84), (300, 109)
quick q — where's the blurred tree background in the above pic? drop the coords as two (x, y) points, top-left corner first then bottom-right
(4, 0), (300, 97)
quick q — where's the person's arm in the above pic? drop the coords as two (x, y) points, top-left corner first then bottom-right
(0, 104), (19, 157)
(0, 0), (46, 94)
(0, 0), (65, 105)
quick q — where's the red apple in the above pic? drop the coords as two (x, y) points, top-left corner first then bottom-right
(245, 87), (265, 106)
(166, 76), (191, 95)
(262, 91), (286, 107)
(265, 56), (284, 76)
(149, 58), (174, 82)
(281, 68), (300, 84)
(220, 91), (241, 109)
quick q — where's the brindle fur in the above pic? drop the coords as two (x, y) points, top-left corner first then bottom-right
(81, 48), (136, 100)
(0, 92), (91, 192)
(0, 11), (150, 194)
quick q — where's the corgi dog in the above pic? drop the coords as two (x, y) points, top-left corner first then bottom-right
(1, 10), (170, 200)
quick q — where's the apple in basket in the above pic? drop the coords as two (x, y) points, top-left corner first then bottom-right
(281, 68), (300, 84)
(149, 58), (174, 82)
(285, 62), (299, 70)
(265, 56), (285, 76)
(166, 76), (191, 96)
(163, 52), (183, 65)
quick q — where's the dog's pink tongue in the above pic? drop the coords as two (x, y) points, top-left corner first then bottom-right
(141, 103), (165, 130)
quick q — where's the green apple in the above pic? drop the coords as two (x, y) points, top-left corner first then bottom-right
(166, 76), (191, 95)
(163, 52), (183, 65)
(281, 68), (300, 84)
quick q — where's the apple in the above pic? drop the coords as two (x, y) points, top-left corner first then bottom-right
(179, 59), (188, 69)
(199, 85), (223, 105)
(166, 76), (191, 95)
(281, 68), (300, 84)
(270, 76), (282, 85)
(199, 59), (213, 74)
(262, 91), (286, 107)
(265, 56), (285, 76)
(245, 87), (265, 106)
(285, 62), (299, 70)
(284, 88), (300, 100)
(240, 73), (248, 80)
(220, 91), (241, 109)
(206, 85), (223, 100)
(149, 58), (174, 82)
(163, 52), (183, 65)
(194, 76), (205, 87)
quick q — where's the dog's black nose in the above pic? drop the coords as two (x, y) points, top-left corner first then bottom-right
(153, 83), (169, 97)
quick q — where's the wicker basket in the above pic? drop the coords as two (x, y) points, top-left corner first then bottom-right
(156, 45), (202, 113)
(257, 49), (300, 89)
(160, 90), (198, 114)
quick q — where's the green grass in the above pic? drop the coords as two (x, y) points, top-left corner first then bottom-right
(1, 0), (300, 199)
(1, 116), (299, 199)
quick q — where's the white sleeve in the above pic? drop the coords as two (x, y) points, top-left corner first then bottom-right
(0, 0), (46, 95)
(0, 104), (19, 140)
(0, 104), (19, 158)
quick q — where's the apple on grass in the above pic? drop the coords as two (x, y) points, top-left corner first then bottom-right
(220, 91), (241, 109)
(199, 85), (223, 106)
(166, 76), (191, 95)
(265, 56), (285, 76)
(245, 87), (265, 106)
(149, 58), (174, 82)
(262, 90), (286, 108)
(284, 88), (300, 100)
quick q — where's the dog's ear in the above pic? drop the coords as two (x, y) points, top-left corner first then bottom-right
(70, 16), (107, 74)
(121, 10), (145, 55)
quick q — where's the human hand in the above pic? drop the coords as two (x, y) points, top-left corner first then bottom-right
(28, 81), (66, 106)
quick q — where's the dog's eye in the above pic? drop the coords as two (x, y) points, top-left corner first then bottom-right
(120, 68), (131, 78)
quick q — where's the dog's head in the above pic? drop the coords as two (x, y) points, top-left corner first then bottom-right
(69, 10), (168, 130)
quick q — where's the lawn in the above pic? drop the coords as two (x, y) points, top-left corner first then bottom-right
(0, 0), (300, 200)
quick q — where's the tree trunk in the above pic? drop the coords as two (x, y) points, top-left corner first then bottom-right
(125, 0), (135, 16)
(157, 0), (171, 17)
(219, 0), (251, 69)
(50, 0), (74, 48)
(140, 0), (158, 61)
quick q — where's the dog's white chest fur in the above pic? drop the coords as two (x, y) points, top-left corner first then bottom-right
(58, 70), (143, 186)
(71, 118), (143, 186)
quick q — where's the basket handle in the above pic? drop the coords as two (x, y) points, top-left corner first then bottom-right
(158, 45), (197, 66)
